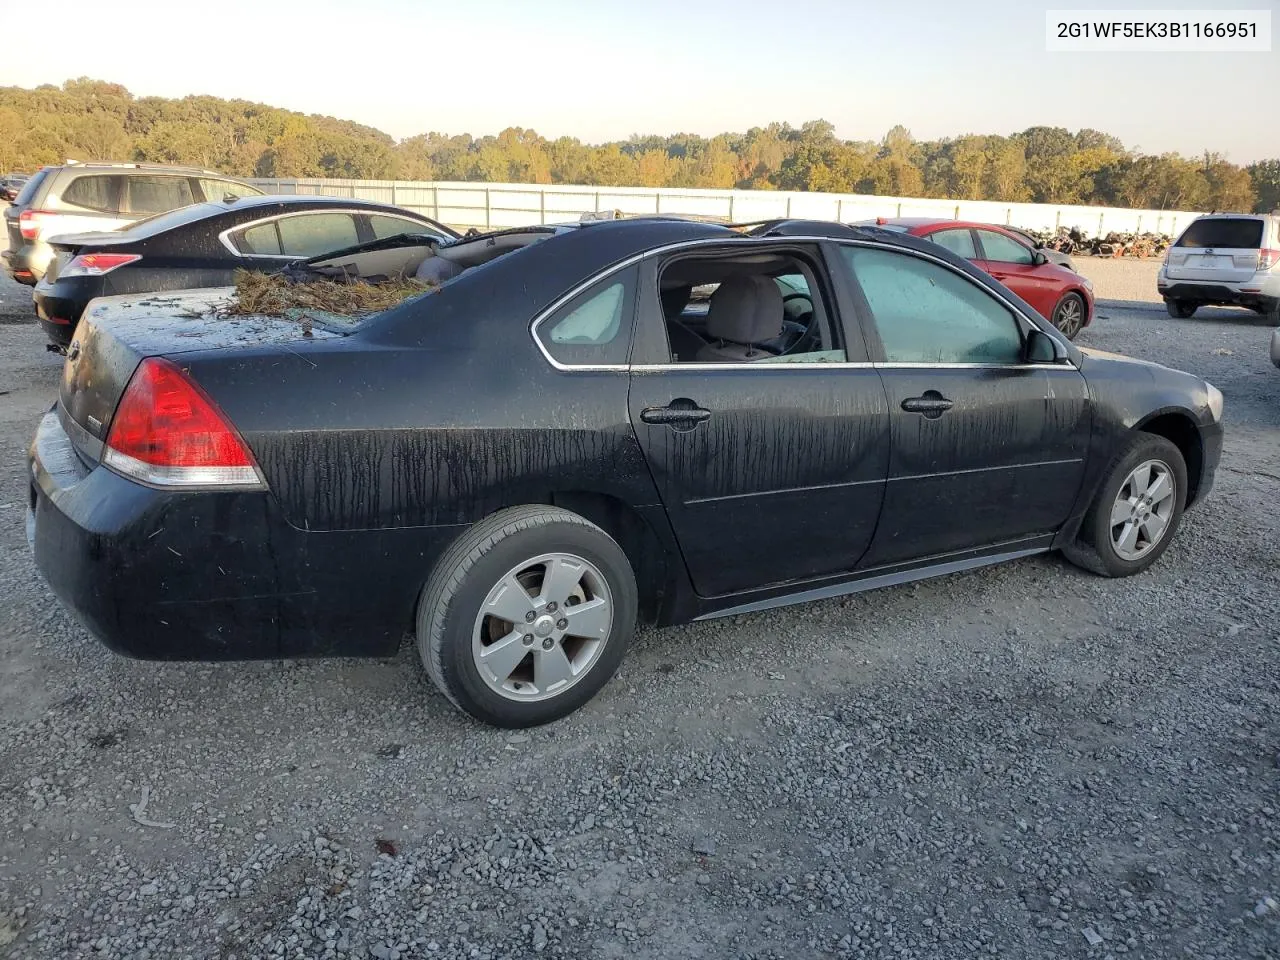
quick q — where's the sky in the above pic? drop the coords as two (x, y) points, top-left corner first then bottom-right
(2, 0), (1278, 162)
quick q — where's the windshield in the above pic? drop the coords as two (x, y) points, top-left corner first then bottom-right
(1176, 218), (1263, 249)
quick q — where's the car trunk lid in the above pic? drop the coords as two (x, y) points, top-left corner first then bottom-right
(57, 288), (347, 466)
(1166, 217), (1265, 282)
(43, 232), (139, 283)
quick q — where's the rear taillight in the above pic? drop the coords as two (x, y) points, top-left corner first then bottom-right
(1257, 248), (1280, 271)
(61, 253), (141, 278)
(18, 209), (52, 240)
(103, 357), (263, 489)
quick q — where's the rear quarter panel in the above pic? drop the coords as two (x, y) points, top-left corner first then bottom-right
(181, 336), (662, 533)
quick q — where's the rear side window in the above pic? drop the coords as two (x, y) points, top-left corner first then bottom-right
(61, 175), (119, 213)
(842, 246), (1023, 365)
(1176, 218), (1264, 249)
(238, 222), (284, 255)
(124, 176), (196, 215)
(537, 267), (636, 366)
(931, 229), (977, 259)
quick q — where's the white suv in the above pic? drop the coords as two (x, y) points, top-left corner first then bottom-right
(1158, 213), (1280, 322)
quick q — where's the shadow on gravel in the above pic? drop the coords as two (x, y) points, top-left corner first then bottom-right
(1096, 298), (1274, 328)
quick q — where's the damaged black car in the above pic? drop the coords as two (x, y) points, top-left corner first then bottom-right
(27, 216), (1224, 727)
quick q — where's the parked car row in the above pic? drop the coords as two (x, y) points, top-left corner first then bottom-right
(1, 172), (29, 201)
(26, 213), (1224, 727)
(32, 193), (457, 347)
(4, 162), (265, 284)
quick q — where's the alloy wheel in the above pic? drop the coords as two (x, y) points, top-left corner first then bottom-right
(1054, 296), (1084, 338)
(471, 552), (614, 702)
(1109, 459), (1176, 561)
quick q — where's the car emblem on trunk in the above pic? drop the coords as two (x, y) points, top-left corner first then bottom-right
(66, 340), (81, 361)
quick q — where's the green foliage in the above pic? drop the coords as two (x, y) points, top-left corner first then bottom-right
(0, 79), (1269, 211)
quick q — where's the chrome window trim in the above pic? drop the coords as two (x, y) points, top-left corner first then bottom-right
(217, 208), (447, 259)
(528, 235), (1078, 373)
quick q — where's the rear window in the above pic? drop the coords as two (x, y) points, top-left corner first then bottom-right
(61, 175), (118, 213)
(13, 169), (49, 206)
(1176, 218), (1264, 249)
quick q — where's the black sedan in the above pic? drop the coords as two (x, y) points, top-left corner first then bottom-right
(27, 217), (1224, 727)
(32, 194), (457, 349)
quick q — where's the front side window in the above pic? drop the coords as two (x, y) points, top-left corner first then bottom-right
(537, 268), (636, 366)
(976, 229), (1035, 265)
(930, 228), (977, 259)
(842, 246), (1023, 365)
(124, 176), (196, 215)
(276, 213), (360, 257)
(61, 175), (118, 213)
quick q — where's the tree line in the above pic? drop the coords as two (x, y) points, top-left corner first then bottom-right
(3, 79), (1277, 213)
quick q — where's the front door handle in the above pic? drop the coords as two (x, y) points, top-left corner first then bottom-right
(640, 399), (711, 427)
(901, 391), (953, 419)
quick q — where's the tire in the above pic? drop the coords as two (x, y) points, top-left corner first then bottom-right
(1051, 292), (1087, 340)
(416, 505), (637, 728)
(1165, 298), (1196, 319)
(1062, 433), (1187, 578)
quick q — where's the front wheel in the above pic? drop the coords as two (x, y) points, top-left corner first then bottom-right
(1165, 298), (1197, 319)
(1051, 292), (1087, 340)
(417, 505), (637, 728)
(1062, 434), (1187, 578)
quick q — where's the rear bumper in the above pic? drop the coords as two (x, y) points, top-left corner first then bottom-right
(1157, 279), (1279, 310)
(2, 240), (50, 284)
(27, 408), (464, 661)
(33, 280), (97, 347)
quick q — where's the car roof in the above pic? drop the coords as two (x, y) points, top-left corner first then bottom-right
(53, 161), (245, 177)
(871, 217), (1017, 232)
(362, 215), (1037, 345)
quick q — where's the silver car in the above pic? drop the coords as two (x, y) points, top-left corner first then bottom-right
(2, 162), (261, 285)
(1158, 212), (1280, 322)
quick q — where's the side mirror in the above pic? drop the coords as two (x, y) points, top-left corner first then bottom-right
(1031, 250), (1049, 266)
(1025, 328), (1063, 364)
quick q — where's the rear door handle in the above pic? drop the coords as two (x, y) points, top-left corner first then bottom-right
(901, 392), (953, 419)
(640, 400), (711, 427)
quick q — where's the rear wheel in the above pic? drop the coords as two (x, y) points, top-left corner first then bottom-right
(1062, 434), (1186, 578)
(416, 505), (637, 728)
(1051, 292), (1087, 339)
(1165, 298), (1197, 319)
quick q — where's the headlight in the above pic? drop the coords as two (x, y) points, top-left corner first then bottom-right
(1205, 381), (1224, 421)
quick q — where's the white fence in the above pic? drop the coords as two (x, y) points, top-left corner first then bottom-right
(247, 178), (1204, 238)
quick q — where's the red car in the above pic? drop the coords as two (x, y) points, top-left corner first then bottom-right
(866, 218), (1095, 340)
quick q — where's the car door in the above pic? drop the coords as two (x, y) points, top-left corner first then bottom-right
(626, 241), (890, 598)
(973, 228), (1058, 318)
(835, 242), (1090, 568)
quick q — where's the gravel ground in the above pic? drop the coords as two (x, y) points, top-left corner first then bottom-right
(0, 256), (1278, 960)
